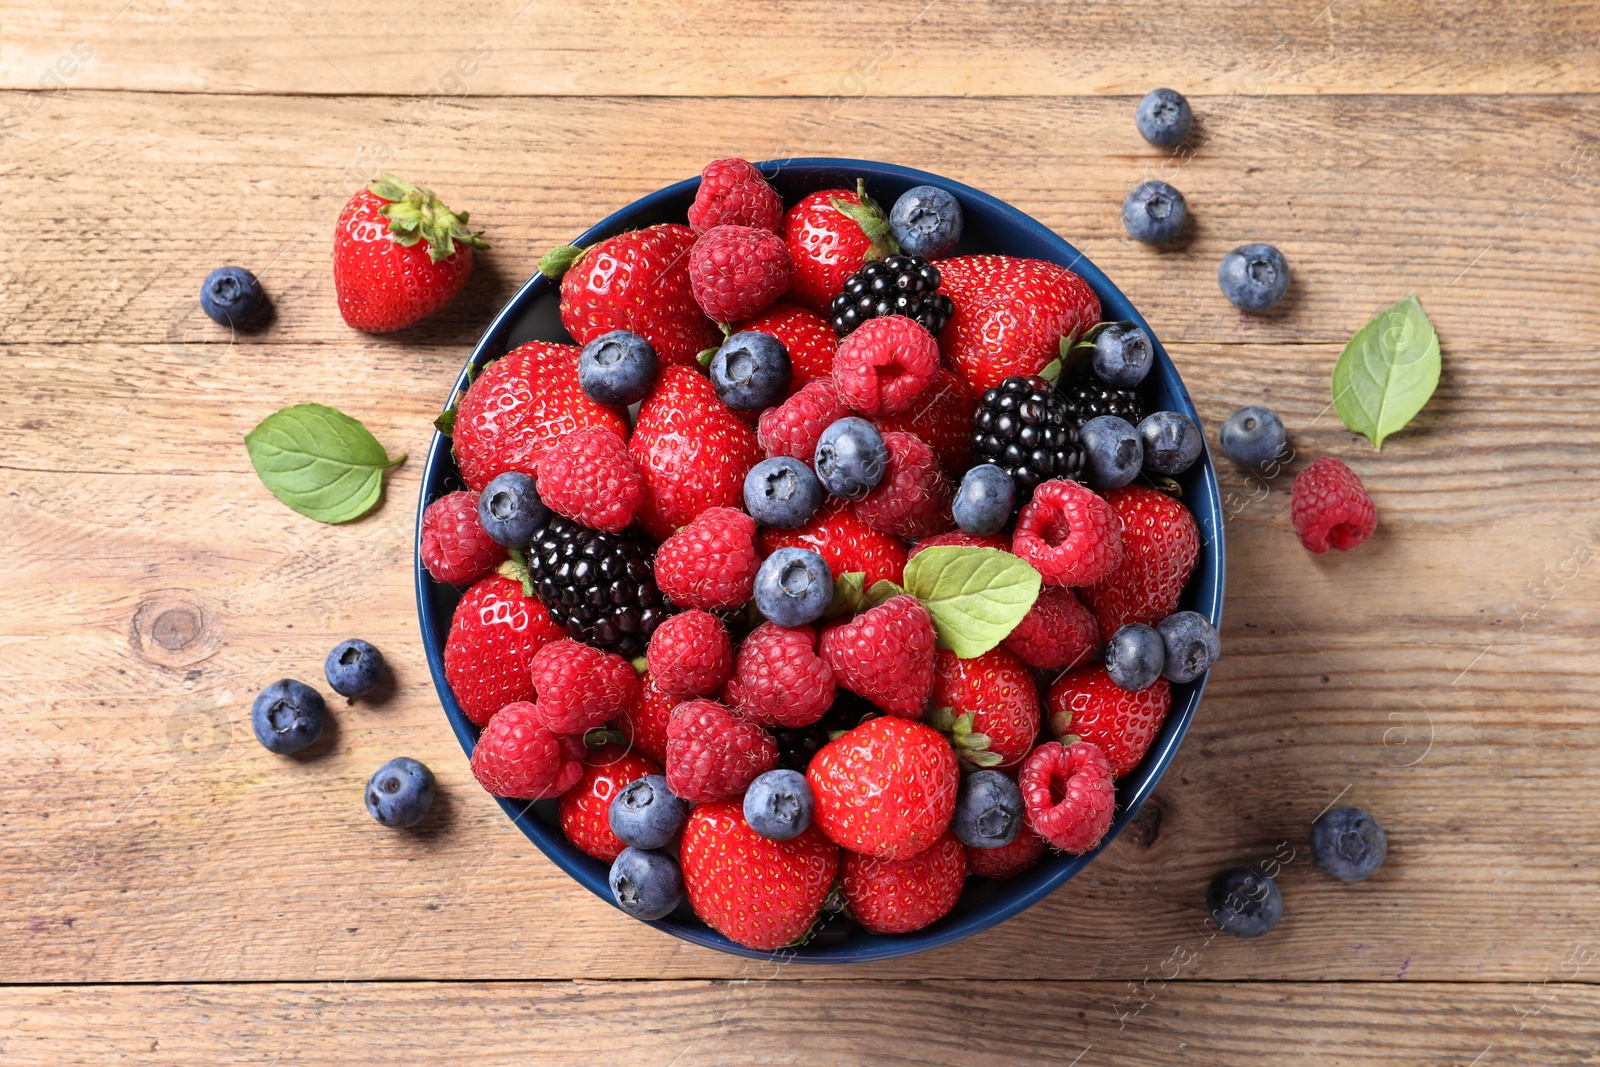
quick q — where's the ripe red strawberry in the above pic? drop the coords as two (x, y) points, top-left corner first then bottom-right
(452, 340), (629, 491)
(965, 829), (1047, 880)
(558, 743), (662, 862)
(420, 490), (506, 585)
(783, 185), (895, 312)
(630, 366), (763, 540)
(1047, 664), (1172, 778)
(929, 647), (1041, 769)
(1292, 456), (1377, 554)
(870, 366), (976, 474)
(469, 701), (586, 799)
(758, 498), (908, 588)
(1004, 585), (1099, 671)
(1081, 485), (1200, 641)
(533, 426), (645, 534)
(832, 315), (941, 417)
(1019, 739), (1115, 854)
(680, 799), (839, 950)
(689, 158), (783, 234)
(737, 302), (838, 388)
(853, 430), (954, 540)
(841, 830), (966, 935)
(528, 639), (642, 736)
(819, 595), (937, 719)
(653, 507), (760, 611)
(664, 699), (778, 802)
(647, 609), (734, 701)
(757, 377), (848, 462)
(553, 223), (720, 368)
(444, 573), (566, 726)
(936, 255), (1101, 395)
(807, 715), (958, 859)
(724, 622), (835, 728)
(909, 531), (1010, 557)
(1011, 478), (1124, 587)
(615, 671), (674, 764)
(333, 176), (487, 333)
(689, 224), (794, 323)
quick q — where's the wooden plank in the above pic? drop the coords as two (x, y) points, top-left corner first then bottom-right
(2, 0), (1598, 96)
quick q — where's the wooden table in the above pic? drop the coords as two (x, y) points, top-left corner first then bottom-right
(3, 2), (1598, 1063)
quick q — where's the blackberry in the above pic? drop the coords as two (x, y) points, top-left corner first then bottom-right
(970, 376), (1085, 498)
(771, 691), (880, 772)
(828, 254), (955, 337)
(526, 516), (673, 657)
(1057, 374), (1147, 429)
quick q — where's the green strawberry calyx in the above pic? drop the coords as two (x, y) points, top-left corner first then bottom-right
(538, 243), (588, 280)
(926, 706), (1004, 768)
(829, 178), (900, 262)
(498, 548), (535, 598)
(369, 175), (489, 264)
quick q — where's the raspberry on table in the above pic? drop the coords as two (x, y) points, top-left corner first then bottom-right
(689, 224), (794, 323)
(534, 426), (646, 534)
(725, 622), (836, 729)
(1019, 739), (1115, 853)
(1291, 456), (1377, 554)
(832, 315), (941, 416)
(1004, 585), (1100, 670)
(757, 377), (849, 462)
(421, 490), (506, 585)
(853, 430), (955, 540)
(646, 609), (734, 701)
(529, 639), (642, 736)
(653, 507), (760, 612)
(1011, 478), (1124, 587)
(688, 158), (783, 234)
(469, 701), (587, 800)
(665, 698), (778, 802)
(818, 595), (937, 719)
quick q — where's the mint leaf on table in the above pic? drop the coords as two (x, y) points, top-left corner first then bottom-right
(1332, 294), (1441, 450)
(244, 403), (405, 524)
(901, 546), (1041, 658)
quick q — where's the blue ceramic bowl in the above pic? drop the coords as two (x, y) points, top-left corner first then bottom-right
(416, 159), (1225, 963)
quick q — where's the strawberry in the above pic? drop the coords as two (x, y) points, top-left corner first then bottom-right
(469, 701), (586, 800)
(737, 302), (838, 388)
(444, 572), (566, 726)
(870, 366), (976, 474)
(807, 716), (958, 859)
(1046, 664), (1172, 778)
(936, 255), (1101, 396)
(452, 340), (629, 492)
(679, 799), (839, 951)
(629, 366), (763, 540)
(819, 596), (937, 719)
(615, 671), (674, 764)
(1020, 740), (1115, 854)
(929, 647), (1042, 769)
(841, 830), (966, 934)
(558, 743), (661, 862)
(333, 175), (487, 333)
(758, 498), (909, 588)
(1003, 585), (1099, 671)
(548, 223), (720, 368)
(1081, 485), (1200, 641)
(965, 829), (1047, 880)
(783, 184), (895, 312)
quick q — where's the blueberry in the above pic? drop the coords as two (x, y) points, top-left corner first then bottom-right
(888, 185), (964, 259)
(1079, 415), (1143, 491)
(609, 774), (690, 850)
(1207, 866), (1283, 938)
(578, 329), (657, 407)
(753, 547), (833, 627)
(710, 331), (791, 411)
(1092, 323), (1154, 388)
(1218, 243), (1290, 312)
(1311, 806), (1388, 882)
(743, 769), (815, 841)
(1105, 623), (1166, 691)
(814, 417), (888, 500)
(951, 769), (1023, 850)
(477, 471), (549, 547)
(744, 457), (824, 529)
(1138, 411), (1204, 475)
(199, 266), (265, 327)
(1135, 87), (1193, 148)
(324, 638), (383, 698)
(608, 846), (684, 921)
(251, 679), (326, 754)
(364, 757), (436, 828)
(1157, 610), (1221, 682)
(1122, 181), (1188, 245)
(952, 463), (1016, 536)
(1220, 405), (1288, 468)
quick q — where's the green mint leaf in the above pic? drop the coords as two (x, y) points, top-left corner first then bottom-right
(1332, 294), (1441, 450)
(901, 546), (1041, 658)
(866, 579), (905, 606)
(244, 403), (404, 524)
(826, 571), (867, 619)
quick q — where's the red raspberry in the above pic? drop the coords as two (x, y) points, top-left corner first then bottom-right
(841, 830), (967, 935)
(646, 609), (733, 701)
(724, 622), (835, 728)
(1019, 740), (1115, 854)
(558, 743), (661, 861)
(737, 302), (837, 388)
(533, 426), (645, 534)
(688, 158), (783, 234)
(757, 377), (848, 462)
(1011, 479), (1124, 587)
(965, 829), (1048, 880)
(653, 507), (760, 611)
(1292, 456), (1377, 554)
(689, 225), (794, 323)
(1004, 585), (1099, 670)
(1047, 664), (1171, 778)
(469, 701), (586, 799)
(853, 431), (954, 540)
(819, 595), (937, 718)
(421, 490), (506, 585)
(616, 671), (674, 764)
(832, 315), (940, 416)
(909, 530), (1010, 557)
(528, 639), (642, 736)
(665, 698), (778, 802)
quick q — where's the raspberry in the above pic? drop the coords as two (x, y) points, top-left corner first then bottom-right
(533, 426), (645, 534)
(688, 158), (783, 234)
(469, 701), (587, 799)
(819, 595), (937, 718)
(832, 315), (940, 416)
(646, 609), (733, 701)
(724, 622), (835, 728)
(528, 639), (642, 735)
(853, 431), (954, 540)
(689, 224), (794, 323)
(558, 744), (661, 862)
(909, 530), (1010, 557)
(420, 490), (506, 585)
(1011, 479), (1124, 586)
(1019, 740), (1115, 854)
(1292, 456), (1377, 554)
(871, 366), (976, 474)
(653, 507), (760, 611)
(965, 829), (1047, 880)
(1004, 585), (1099, 670)
(665, 698), (778, 802)
(616, 671), (674, 764)
(757, 378), (848, 462)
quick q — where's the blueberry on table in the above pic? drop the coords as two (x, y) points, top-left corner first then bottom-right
(710, 331), (792, 411)
(1135, 87), (1193, 147)
(744, 456), (824, 529)
(1105, 623), (1166, 691)
(199, 266), (265, 326)
(578, 329), (657, 407)
(1218, 243), (1291, 312)
(477, 471), (549, 547)
(888, 185), (964, 260)
(1311, 806), (1388, 881)
(609, 847), (684, 921)
(1138, 411), (1204, 475)
(1157, 610), (1221, 683)
(1220, 405), (1288, 468)
(1091, 322), (1154, 388)
(952, 463), (1016, 536)
(814, 417), (888, 500)
(251, 679), (326, 755)
(1122, 181), (1188, 245)
(325, 638), (383, 698)
(743, 769), (815, 841)
(1078, 415), (1143, 491)
(609, 774), (689, 851)
(753, 547), (833, 628)
(365, 757), (436, 828)
(1208, 866), (1283, 938)
(952, 769), (1023, 850)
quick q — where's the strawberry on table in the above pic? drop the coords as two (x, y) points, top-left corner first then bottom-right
(1047, 663), (1172, 778)
(783, 184), (896, 312)
(559, 743), (662, 862)
(737, 302), (838, 388)
(1081, 484), (1200, 640)
(808, 715), (958, 860)
(819, 595), (938, 719)
(936, 255), (1101, 395)
(629, 366), (763, 540)
(758, 498), (909, 589)
(841, 830), (967, 935)
(929, 647), (1042, 770)
(469, 701), (587, 800)
(444, 573), (566, 726)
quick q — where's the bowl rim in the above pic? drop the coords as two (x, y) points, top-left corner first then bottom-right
(415, 156), (1225, 963)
